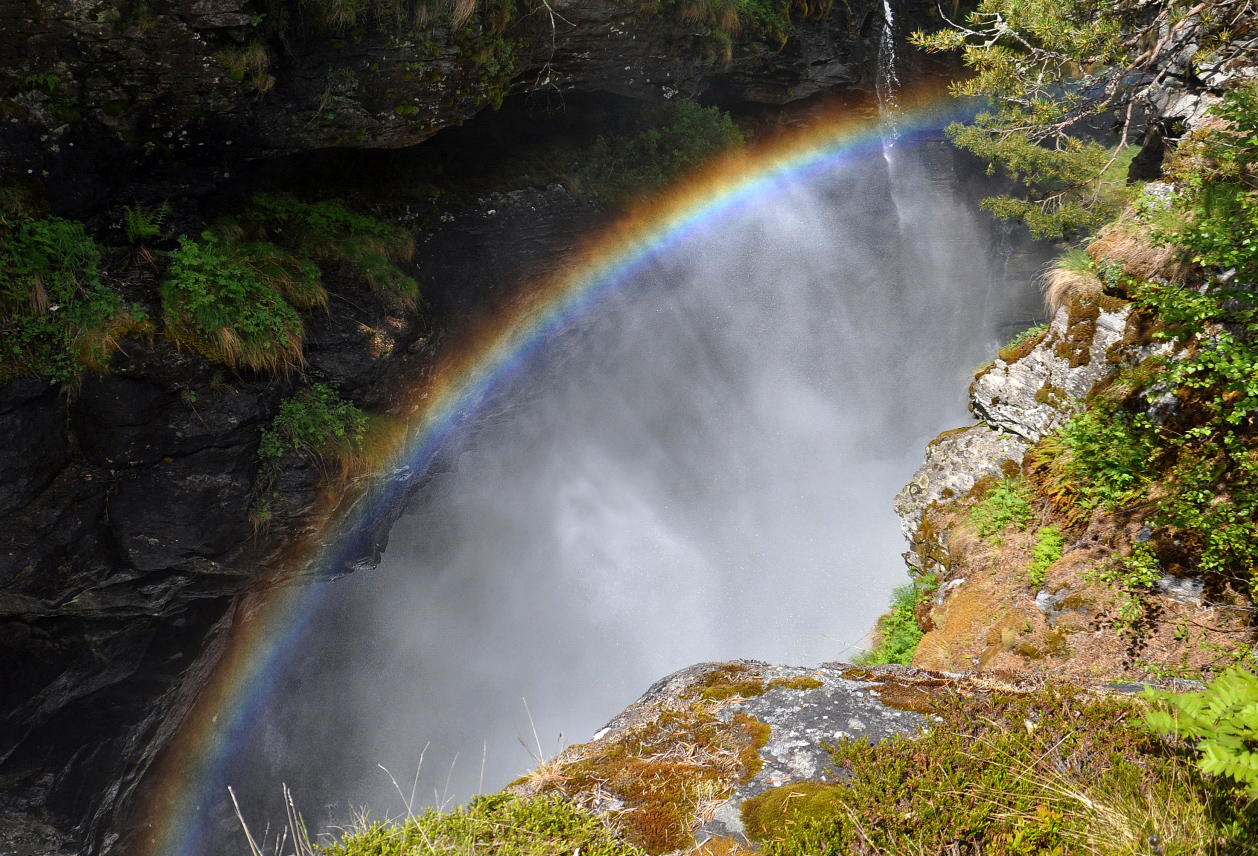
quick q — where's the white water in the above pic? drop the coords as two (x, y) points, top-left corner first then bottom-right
(212, 125), (1050, 852)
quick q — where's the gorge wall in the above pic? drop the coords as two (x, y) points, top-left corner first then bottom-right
(0, 1), (954, 853)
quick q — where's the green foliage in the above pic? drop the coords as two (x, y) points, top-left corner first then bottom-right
(258, 383), (367, 470)
(324, 794), (643, 856)
(853, 576), (936, 666)
(1028, 525), (1063, 588)
(570, 101), (744, 204)
(161, 233), (305, 373)
(743, 686), (1256, 855)
(970, 477), (1034, 538)
(122, 202), (170, 245)
(1146, 667), (1258, 797)
(0, 204), (138, 383)
(910, 1), (1245, 239)
(235, 195), (417, 304)
(1048, 398), (1160, 515)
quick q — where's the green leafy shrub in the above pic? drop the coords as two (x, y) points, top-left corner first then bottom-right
(324, 793), (643, 856)
(0, 205), (144, 383)
(854, 576), (936, 666)
(1146, 667), (1258, 797)
(970, 477), (1034, 538)
(1028, 525), (1063, 588)
(570, 101), (744, 204)
(1040, 398), (1159, 521)
(235, 194), (417, 305)
(258, 383), (367, 472)
(742, 685), (1256, 855)
(161, 233), (305, 373)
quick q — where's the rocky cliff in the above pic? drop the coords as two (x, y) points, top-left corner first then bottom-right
(0, 1), (954, 851)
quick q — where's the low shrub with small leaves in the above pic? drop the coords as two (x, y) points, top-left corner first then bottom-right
(742, 685), (1257, 856)
(854, 575), (936, 666)
(970, 476), (1034, 538)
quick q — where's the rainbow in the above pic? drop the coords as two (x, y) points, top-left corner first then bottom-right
(136, 88), (961, 856)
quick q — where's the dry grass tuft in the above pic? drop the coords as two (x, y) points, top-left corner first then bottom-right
(1087, 217), (1193, 283)
(1040, 249), (1102, 315)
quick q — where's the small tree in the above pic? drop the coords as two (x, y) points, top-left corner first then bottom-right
(912, 0), (1256, 238)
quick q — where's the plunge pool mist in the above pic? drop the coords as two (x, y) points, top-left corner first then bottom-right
(213, 128), (1051, 851)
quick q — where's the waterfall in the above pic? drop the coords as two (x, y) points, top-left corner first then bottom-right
(876, 0), (901, 142)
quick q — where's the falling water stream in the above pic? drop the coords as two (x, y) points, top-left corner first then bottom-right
(207, 102), (1052, 851)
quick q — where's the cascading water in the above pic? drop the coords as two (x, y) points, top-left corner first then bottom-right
(876, 0), (902, 140)
(203, 117), (1051, 854)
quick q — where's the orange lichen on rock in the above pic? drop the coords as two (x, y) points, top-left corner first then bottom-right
(511, 664), (773, 854)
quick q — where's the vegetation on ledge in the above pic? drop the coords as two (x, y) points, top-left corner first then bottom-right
(321, 794), (643, 856)
(742, 684), (1258, 855)
(0, 191), (152, 384)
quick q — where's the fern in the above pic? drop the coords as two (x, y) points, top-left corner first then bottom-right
(1145, 667), (1258, 795)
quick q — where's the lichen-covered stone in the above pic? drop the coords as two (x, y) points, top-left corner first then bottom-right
(892, 424), (1027, 542)
(970, 298), (1136, 442)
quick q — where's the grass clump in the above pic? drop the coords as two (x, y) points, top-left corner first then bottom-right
(1, 198), (148, 383)
(570, 101), (744, 205)
(970, 476), (1035, 538)
(742, 685), (1257, 855)
(161, 233), (306, 373)
(323, 793), (642, 856)
(998, 323), (1048, 364)
(854, 576), (936, 667)
(234, 194), (417, 305)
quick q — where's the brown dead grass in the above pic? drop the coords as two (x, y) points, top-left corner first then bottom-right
(1041, 265), (1103, 316)
(1087, 217), (1193, 283)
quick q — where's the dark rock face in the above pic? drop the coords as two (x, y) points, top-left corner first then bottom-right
(0, 0), (939, 181)
(0, 1), (949, 850)
(0, 182), (607, 854)
(0, 379), (70, 517)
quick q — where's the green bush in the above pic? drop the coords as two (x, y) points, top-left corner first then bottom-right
(1146, 667), (1258, 797)
(258, 383), (367, 471)
(0, 205), (142, 383)
(570, 101), (744, 204)
(324, 794), (643, 856)
(1048, 399), (1159, 514)
(854, 576), (935, 666)
(161, 233), (305, 373)
(970, 477), (1034, 538)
